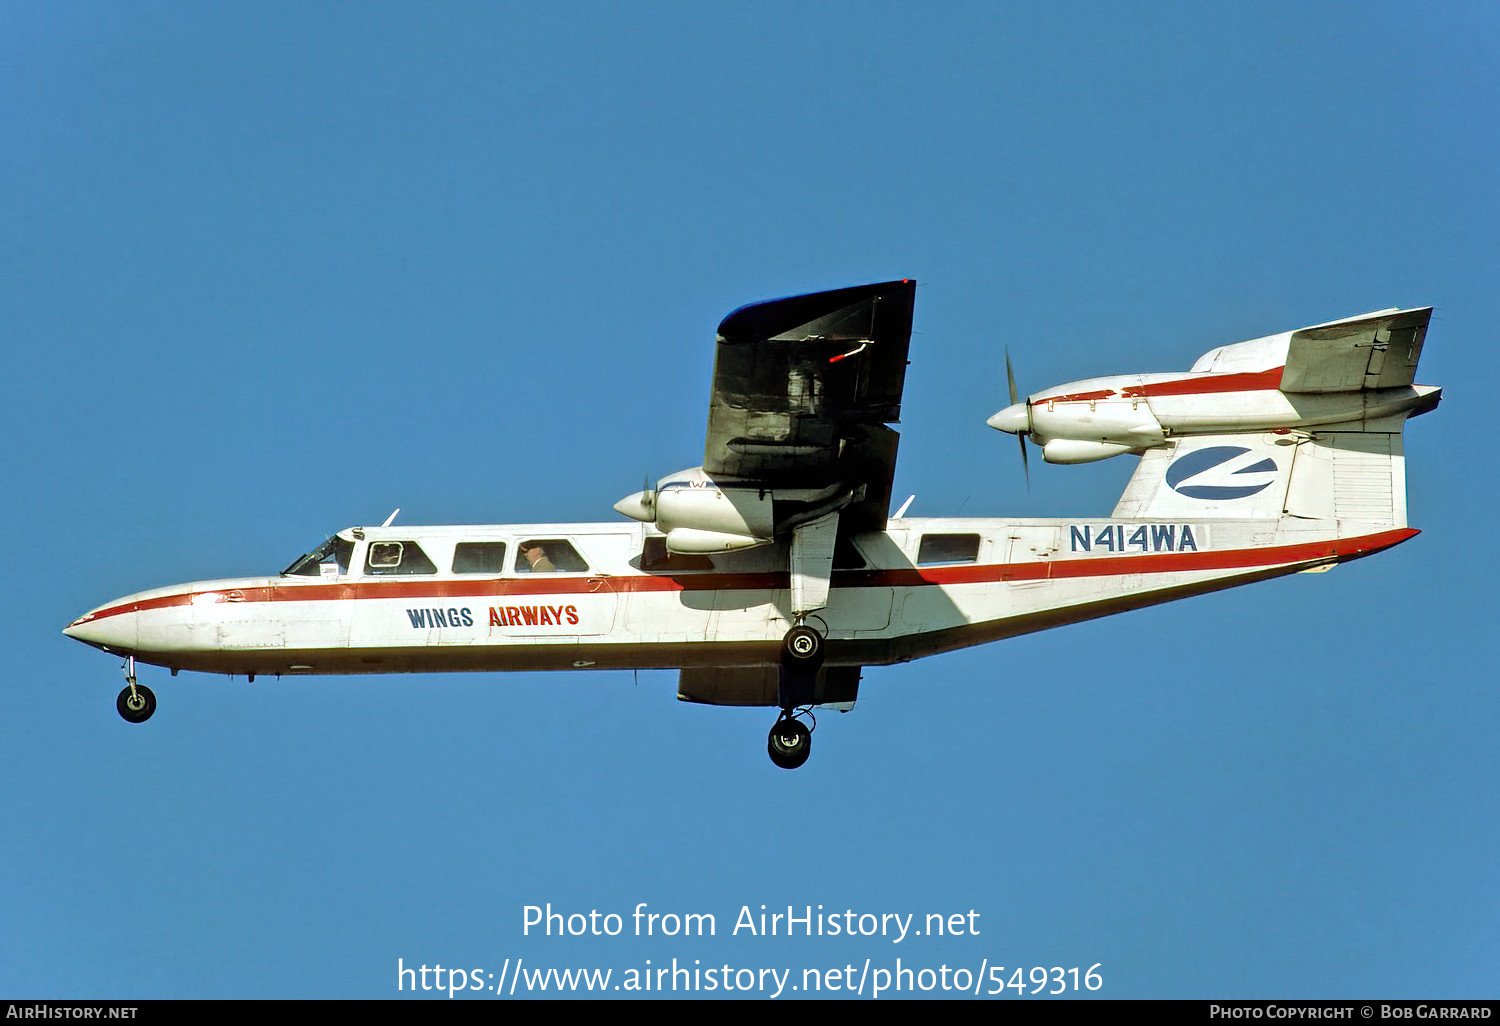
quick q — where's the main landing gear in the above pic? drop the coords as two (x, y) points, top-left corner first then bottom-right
(767, 711), (813, 770)
(767, 620), (825, 769)
(116, 656), (155, 724)
(781, 623), (825, 672)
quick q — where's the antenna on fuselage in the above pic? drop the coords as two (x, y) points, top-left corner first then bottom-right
(381, 509), (400, 527)
(892, 495), (915, 519)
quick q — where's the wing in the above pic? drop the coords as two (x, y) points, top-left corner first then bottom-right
(1280, 306), (1432, 393)
(704, 280), (916, 532)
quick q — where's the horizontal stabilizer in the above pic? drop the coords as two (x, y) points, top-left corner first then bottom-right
(1280, 307), (1431, 393)
(1188, 307), (1432, 395)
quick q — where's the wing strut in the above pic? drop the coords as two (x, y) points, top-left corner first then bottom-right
(790, 512), (839, 618)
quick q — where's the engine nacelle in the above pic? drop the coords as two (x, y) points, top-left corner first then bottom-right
(615, 467), (775, 550)
(655, 480), (773, 539)
(1041, 439), (1136, 464)
(1027, 392), (1166, 449)
(615, 467), (849, 551)
(662, 528), (764, 554)
(990, 378), (1166, 461)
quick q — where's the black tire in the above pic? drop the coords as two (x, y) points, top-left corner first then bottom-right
(767, 718), (811, 770)
(781, 624), (824, 671)
(117, 683), (156, 724)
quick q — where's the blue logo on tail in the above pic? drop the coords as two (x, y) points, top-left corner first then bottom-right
(1166, 446), (1277, 500)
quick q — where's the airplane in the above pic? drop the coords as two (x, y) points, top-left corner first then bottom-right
(64, 281), (1440, 768)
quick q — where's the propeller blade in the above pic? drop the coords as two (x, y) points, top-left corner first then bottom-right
(1005, 349), (1030, 492)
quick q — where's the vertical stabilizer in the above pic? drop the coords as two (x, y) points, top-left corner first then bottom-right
(1113, 429), (1410, 533)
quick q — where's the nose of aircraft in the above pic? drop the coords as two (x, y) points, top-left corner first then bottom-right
(987, 402), (1030, 435)
(63, 605), (138, 653)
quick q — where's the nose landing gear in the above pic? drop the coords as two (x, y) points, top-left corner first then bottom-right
(116, 656), (155, 724)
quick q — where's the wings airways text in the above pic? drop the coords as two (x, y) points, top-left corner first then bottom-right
(406, 605), (581, 628)
(1069, 524), (1200, 553)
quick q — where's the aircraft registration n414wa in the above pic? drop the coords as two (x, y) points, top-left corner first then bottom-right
(65, 282), (1440, 768)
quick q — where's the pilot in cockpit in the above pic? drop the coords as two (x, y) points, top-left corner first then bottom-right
(521, 542), (556, 573)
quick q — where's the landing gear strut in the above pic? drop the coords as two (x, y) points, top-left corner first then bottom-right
(116, 656), (155, 724)
(770, 621), (825, 768)
(767, 712), (812, 770)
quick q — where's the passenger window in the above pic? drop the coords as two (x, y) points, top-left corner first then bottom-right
(365, 540), (438, 576)
(917, 533), (980, 566)
(453, 542), (507, 574)
(515, 539), (589, 573)
(640, 536), (713, 572)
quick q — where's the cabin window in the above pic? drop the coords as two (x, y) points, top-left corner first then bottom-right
(917, 533), (981, 566)
(514, 539), (589, 573)
(639, 536), (714, 572)
(365, 540), (438, 575)
(452, 542), (507, 574)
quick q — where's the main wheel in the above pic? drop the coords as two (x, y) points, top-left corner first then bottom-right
(767, 718), (811, 770)
(781, 624), (824, 671)
(116, 683), (156, 724)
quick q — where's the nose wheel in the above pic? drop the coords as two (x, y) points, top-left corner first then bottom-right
(116, 656), (156, 723)
(117, 681), (156, 723)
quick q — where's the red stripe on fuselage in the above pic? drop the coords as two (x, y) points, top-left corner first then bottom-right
(1040, 367), (1285, 404)
(76, 528), (1416, 624)
(1124, 367), (1286, 398)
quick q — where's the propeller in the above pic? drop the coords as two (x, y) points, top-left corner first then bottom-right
(613, 474), (658, 523)
(999, 349), (1031, 490)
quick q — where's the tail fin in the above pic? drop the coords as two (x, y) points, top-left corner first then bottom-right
(1116, 306), (1438, 534)
(1112, 430), (1410, 532)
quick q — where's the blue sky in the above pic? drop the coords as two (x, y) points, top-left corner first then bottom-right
(4, 1), (1496, 999)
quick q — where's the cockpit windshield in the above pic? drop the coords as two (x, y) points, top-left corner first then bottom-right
(282, 535), (355, 577)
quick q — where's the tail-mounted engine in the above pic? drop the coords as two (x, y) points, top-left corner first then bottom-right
(989, 307), (1439, 466)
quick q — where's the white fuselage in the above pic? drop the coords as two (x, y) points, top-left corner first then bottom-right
(64, 516), (1414, 679)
